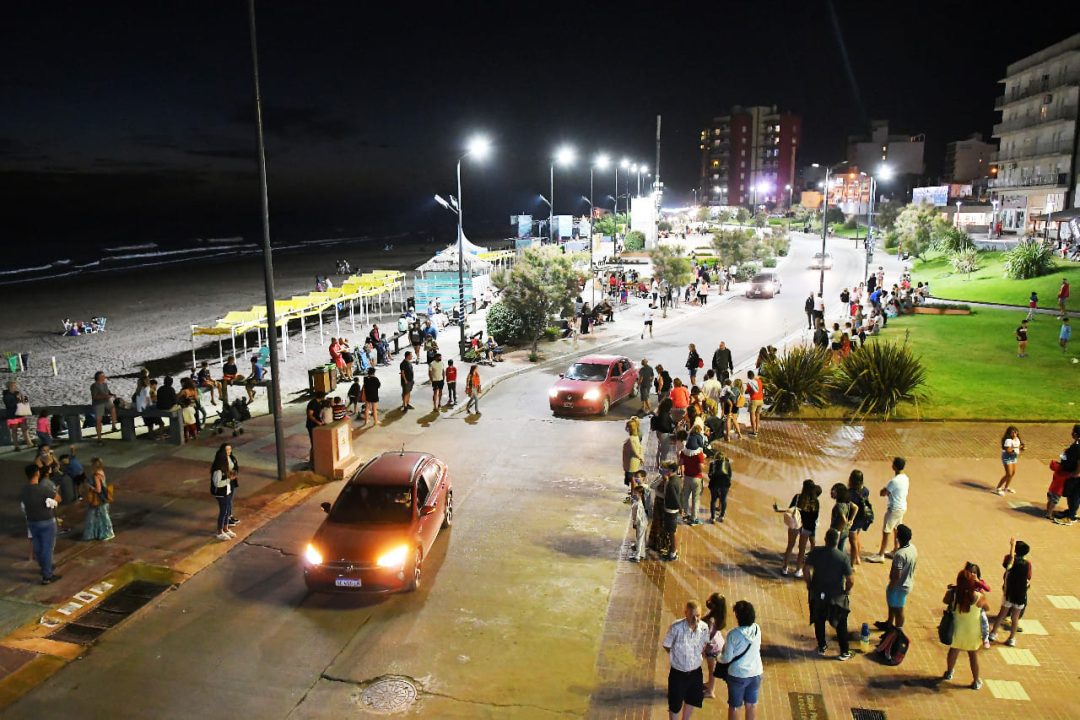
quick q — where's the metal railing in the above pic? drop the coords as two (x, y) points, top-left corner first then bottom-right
(993, 140), (1074, 162)
(999, 73), (1080, 106)
(993, 103), (1079, 135)
(989, 172), (1068, 189)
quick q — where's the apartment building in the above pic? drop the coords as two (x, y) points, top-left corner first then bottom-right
(699, 105), (800, 208)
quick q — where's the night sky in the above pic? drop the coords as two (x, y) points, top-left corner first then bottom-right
(0, 1), (1067, 261)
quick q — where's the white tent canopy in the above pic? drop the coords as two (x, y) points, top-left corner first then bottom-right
(416, 248), (493, 274)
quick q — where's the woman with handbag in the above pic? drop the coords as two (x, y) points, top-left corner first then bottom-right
(719, 600), (763, 720)
(82, 458), (115, 541)
(942, 567), (990, 690)
(685, 344), (702, 386)
(702, 593), (728, 698)
(210, 444), (238, 540)
(773, 479), (821, 577)
(3, 381), (33, 451)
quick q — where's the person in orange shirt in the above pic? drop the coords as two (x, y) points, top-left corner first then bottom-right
(669, 378), (691, 424)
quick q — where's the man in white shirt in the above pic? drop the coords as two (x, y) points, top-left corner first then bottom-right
(867, 457), (910, 563)
(700, 370), (723, 405)
(663, 600), (709, 719)
(641, 304), (655, 340)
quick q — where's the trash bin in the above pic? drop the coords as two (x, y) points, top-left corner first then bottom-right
(5, 354), (18, 373)
(309, 366), (334, 394)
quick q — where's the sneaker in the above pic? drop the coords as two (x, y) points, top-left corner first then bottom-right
(864, 554), (885, 563)
(971, 679), (983, 690)
(993, 488), (1005, 496)
(874, 620), (892, 631)
(225, 530), (237, 538)
(816, 645), (828, 656)
(1006, 488), (1016, 493)
(228, 517), (240, 526)
(837, 651), (853, 662)
(1005, 637), (1016, 647)
(691, 519), (703, 526)
(41, 574), (62, 585)
(669, 552), (679, 561)
(216, 532), (232, 541)
(628, 556), (639, 563)
(794, 569), (804, 578)
(943, 670), (954, 681)
(623, 496), (632, 504)
(987, 632), (997, 642)
(781, 567), (790, 576)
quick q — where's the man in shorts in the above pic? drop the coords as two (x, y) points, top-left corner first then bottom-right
(662, 600), (709, 719)
(663, 462), (683, 562)
(637, 358), (655, 415)
(641, 304), (654, 340)
(878, 524), (916, 630)
(427, 353), (445, 409)
(867, 457), (909, 563)
(89, 371), (117, 444)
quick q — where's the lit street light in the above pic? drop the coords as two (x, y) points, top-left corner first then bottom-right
(863, 164), (892, 282)
(811, 160), (849, 295)
(785, 183), (793, 209)
(434, 135), (491, 354)
(550, 146), (575, 244)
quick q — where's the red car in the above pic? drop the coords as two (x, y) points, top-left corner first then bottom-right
(303, 451), (452, 593)
(548, 354), (639, 416)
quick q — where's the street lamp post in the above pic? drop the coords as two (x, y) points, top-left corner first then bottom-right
(785, 183), (793, 209)
(991, 199), (1000, 238)
(590, 154), (610, 306)
(550, 146), (575, 245)
(812, 160), (848, 295)
(955, 200), (962, 230)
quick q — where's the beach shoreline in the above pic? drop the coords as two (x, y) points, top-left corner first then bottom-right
(0, 233), (510, 406)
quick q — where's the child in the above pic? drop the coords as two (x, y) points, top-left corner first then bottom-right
(331, 396), (347, 422)
(347, 378), (364, 419)
(1016, 320), (1029, 358)
(1026, 291), (1038, 321)
(965, 562), (993, 649)
(181, 399), (198, 441)
(988, 539), (1032, 647)
(445, 360), (458, 406)
(1060, 317), (1071, 353)
(1047, 459), (1070, 522)
(35, 408), (53, 447)
(60, 448), (87, 497)
(630, 484), (648, 562)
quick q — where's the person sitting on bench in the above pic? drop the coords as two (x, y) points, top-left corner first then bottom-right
(484, 337), (504, 363)
(196, 361), (220, 406)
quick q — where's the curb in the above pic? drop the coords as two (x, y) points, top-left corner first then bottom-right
(0, 469), (333, 713)
(926, 295), (1076, 318)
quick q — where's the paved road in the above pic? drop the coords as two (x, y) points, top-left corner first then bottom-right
(5, 234), (867, 719)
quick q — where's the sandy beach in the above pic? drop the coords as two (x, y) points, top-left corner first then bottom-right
(0, 235), (490, 406)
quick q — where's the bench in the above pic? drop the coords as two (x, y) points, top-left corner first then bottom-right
(0, 405), (94, 445)
(117, 407), (185, 445)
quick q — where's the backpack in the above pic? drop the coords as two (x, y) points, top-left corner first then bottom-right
(860, 494), (875, 529)
(876, 626), (909, 665)
(735, 392), (746, 408)
(709, 457), (732, 487)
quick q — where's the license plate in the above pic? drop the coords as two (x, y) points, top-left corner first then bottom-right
(563, 401), (574, 408)
(335, 577), (361, 588)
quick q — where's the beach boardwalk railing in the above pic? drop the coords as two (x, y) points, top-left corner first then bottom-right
(117, 407), (185, 446)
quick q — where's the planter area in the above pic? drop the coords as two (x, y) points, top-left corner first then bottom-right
(913, 306), (971, 315)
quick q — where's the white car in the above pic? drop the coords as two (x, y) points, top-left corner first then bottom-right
(810, 252), (833, 270)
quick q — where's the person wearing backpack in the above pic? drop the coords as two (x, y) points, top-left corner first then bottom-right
(847, 470), (873, 569)
(708, 450), (732, 523)
(987, 538), (1032, 647)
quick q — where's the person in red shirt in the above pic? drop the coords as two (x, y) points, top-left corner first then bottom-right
(445, 360), (458, 406)
(669, 378), (691, 424)
(1058, 278), (1070, 314)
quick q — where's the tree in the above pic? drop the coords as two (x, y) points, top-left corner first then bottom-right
(894, 203), (943, 259)
(735, 207), (751, 225)
(710, 228), (753, 267)
(694, 207), (710, 223)
(752, 211), (767, 228)
(491, 247), (580, 354)
(875, 201), (900, 230)
(648, 245), (694, 317)
(592, 212), (628, 238)
(824, 206), (845, 225)
(657, 220), (672, 232)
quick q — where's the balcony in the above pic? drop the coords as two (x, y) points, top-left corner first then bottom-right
(993, 103), (1078, 136)
(994, 139), (1074, 162)
(1000, 70), (1080, 107)
(989, 172), (1068, 189)
(994, 95), (1006, 110)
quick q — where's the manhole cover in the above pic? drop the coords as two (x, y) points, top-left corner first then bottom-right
(360, 676), (417, 714)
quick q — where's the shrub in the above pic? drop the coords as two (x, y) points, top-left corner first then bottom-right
(657, 220), (672, 232)
(935, 226), (974, 253)
(767, 231), (790, 257)
(762, 257), (777, 268)
(624, 230), (646, 251)
(843, 215), (859, 230)
(542, 326), (562, 342)
(735, 262), (760, 281)
(836, 340), (926, 417)
(1003, 240), (1055, 280)
(759, 346), (834, 413)
(486, 301), (528, 344)
(884, 230), (900, 250)
(948, 247), (981, 275)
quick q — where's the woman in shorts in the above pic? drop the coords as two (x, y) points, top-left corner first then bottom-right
(994, 426), (1024, 495)
(721, 600), (763, 720)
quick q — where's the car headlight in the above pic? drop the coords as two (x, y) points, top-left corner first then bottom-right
(582, 388), (601, 401)
(376, 545), (409, 568)
(304, 543), (323, 566)
(548, 388), (559, 398)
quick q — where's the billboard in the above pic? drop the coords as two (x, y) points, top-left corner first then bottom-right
(556, 214), (573, 239)
(516, 214), (532, 238)
(912, 185), (949, 206)
(630, 196), (658, 249)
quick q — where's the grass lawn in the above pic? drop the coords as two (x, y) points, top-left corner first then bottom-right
(913, 251), (1079, 312)
(830, 224), (867, 239)
(877, 308), (1078, 420)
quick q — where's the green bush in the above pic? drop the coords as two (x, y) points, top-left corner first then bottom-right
(624, 230), (646, 252)
(767, 231), (790, 257)
(948, 247), (981, 275)
(837, 340), (926, 417)
(486, 301), (528, 344)
(1003, 240), (1055, 280)
(760, 346), (834, 413)
(935, 226), (974, 253)
(542, 326), (562, 342)
(843, 215), (859, 230)
(735, 262), (760, 281)
(884, 230), (900, 250)
(657, 220), (672, 232)
(762, 257), (777, 268)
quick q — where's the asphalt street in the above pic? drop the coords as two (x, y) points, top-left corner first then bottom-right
(4, 231), (872, 719)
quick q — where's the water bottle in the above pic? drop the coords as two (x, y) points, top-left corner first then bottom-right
(860, 622), (871, 652)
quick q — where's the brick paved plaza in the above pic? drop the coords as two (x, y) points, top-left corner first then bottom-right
(590, 421), (1076, 720)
